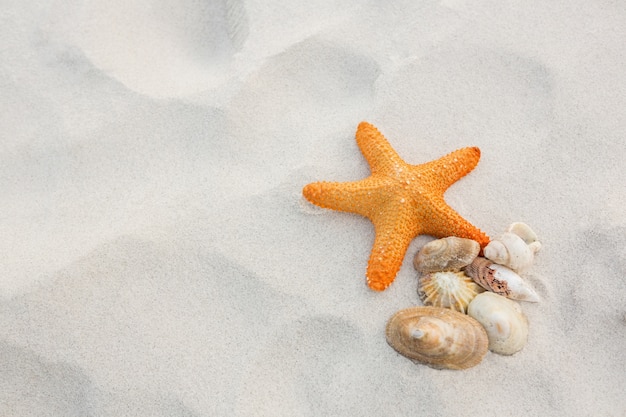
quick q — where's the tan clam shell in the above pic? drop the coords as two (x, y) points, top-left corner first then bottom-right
(418, 271), (485, 314)
(385, 306), (489, 370)
(468, 292), (529, 355)
(463, 257), (539, 303)
(413, 237), (480, 274)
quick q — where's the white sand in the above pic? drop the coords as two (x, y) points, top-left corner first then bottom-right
(1, 0), (625, 416)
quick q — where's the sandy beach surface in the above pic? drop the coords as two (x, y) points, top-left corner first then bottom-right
(1, 1), (625, 416)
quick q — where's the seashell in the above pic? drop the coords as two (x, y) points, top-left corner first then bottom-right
(507, 222), (541, 253)
(413, 237), (480, 274)
(468, 292), (529, 355)
(483, 232), (535, 272)
(463, 257), (539, 303)
(418, 271), (485, 314)
(386, 306), (488, 370)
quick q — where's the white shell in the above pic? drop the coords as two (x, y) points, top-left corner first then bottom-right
(468, 292), (529, 355)
(413, 237), (480, 274)
(464, 257), (540, 303)
(484, 232), (535, 272)
(507, 222), (540, 250)
(418, 271), (485, 314)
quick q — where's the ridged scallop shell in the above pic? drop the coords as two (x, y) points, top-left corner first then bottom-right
(418, 271), (485, 314)
(413, 237), (480, 274)
(468, 292), (529, 355)
(483, 232), (535, 272)
(507, 222), (541, 253)
(463, 257), (539, 302)
(386, 306), (488, 370)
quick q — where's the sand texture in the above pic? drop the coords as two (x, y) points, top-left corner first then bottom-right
(1, 1), (625, 416)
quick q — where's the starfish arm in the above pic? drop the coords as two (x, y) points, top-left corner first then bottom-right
(304, 122), (489, 292)
(356, 122), (405, 175)
(421, 198), (490, 247)
(418, 147), (481, 192)
(366, 207), (420, 291)
(302, 177), (391, 219)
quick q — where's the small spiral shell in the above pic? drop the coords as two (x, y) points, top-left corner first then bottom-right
(483, 232), (535, 272)
(507, 222), (541, 253)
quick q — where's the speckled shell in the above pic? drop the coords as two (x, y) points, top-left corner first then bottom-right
(468, 292), (529, 355)
(507, 222), (541, 253)
(418, 271), (485, 314)
(464, 257), (539, 302)
(413, 237), (480, 274)
(386, 306), (489, 370)
(483, 232), (535, 272)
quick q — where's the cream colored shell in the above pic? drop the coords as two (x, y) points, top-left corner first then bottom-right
(464, 257), (539, 303)
(413, 237), (480, 274)
(386, 306), (489, 370)
(507, 222), (540, 248)
(418, 271), (485, 314)
(484, 232), (535, 273)
(468, 292), (529, 355)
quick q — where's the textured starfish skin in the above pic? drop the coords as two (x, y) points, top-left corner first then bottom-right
(303, 122), (490, 291)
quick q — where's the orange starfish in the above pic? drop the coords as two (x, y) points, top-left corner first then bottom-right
(303, 122), (490, 291)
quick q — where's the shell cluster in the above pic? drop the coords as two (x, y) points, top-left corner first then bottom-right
(386, 222), (542, 369)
